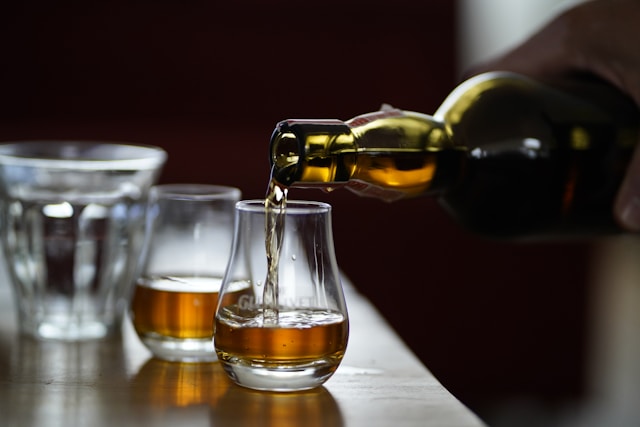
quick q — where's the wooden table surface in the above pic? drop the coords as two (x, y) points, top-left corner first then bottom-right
(0, 273), (485, 427)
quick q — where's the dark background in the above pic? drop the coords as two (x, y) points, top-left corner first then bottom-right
(0, 1), (592, 422)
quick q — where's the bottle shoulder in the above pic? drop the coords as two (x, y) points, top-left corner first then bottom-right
(346, 108), (457, 155)
(436, 72), (638, 128)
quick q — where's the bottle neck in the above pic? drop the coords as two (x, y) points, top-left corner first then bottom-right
(269, 108), (463, 199)
(270, 119), (354, 187)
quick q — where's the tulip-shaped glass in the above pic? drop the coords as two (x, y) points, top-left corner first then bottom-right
(214, 200), (349, 392)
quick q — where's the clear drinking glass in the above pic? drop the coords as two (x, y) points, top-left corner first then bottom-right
(214, 200), (349, 391)
(0, 141), (167, 341)
(131, 184), (241, 362)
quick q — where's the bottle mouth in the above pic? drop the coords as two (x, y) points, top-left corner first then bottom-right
(271, 131), (300, 171)
(269, 123), (303, 186)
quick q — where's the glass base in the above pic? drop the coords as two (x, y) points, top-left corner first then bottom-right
(20, 315), (116, 341)
(140, 333), (217, 363)
(218, 356), (340, 392)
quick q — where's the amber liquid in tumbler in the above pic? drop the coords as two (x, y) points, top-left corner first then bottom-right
(215, 306), (348, 365)
(132, 276), (252, 340)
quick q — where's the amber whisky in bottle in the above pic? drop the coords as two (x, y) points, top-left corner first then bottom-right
(269, 72), (639, 238)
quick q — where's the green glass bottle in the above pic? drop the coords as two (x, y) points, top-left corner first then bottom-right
(269, 72), (639, 238)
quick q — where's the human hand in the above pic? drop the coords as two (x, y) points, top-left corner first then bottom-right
(466, 0), (640, 231)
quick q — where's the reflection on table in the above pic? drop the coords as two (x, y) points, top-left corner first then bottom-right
(0, 276), (485, 427)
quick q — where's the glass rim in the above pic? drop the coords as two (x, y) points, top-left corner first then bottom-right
(152, 184), (242, 201)
(236, 199), (332, 214)
(0, 141), (167, 170)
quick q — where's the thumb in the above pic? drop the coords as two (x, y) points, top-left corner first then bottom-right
(614, 143), (640, 231)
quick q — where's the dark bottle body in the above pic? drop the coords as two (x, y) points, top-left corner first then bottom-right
(269, 72), (639, 238)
